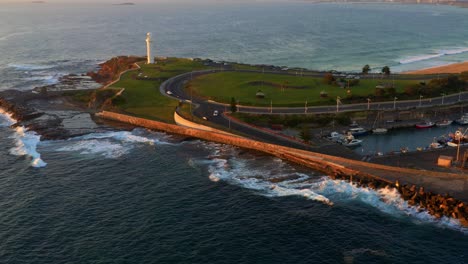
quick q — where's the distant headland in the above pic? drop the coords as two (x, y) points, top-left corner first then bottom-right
(113, 2), (135, 5)
(303, 0), (468, 8)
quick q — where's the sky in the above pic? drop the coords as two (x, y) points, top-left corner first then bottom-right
(0, 0), (289, 3)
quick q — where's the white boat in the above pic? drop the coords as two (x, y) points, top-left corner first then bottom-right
(371, 112), (387, 134)
(435, 120), (453, 127)
(372, 128), (388, 134)
(455, 115), (468, 125)
(429, 142), (444, 149)
(447, 141), (468, 147)
(341, 138), (363, 147)
(327, 131), (344, 142)
(340, 133), (363, 147)
(447, 142), (458, 147)
(348, 127), (368, 136)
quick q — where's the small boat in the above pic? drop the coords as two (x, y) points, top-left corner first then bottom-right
(327, 131), (344, 142)
(435, 120), (453, 127)
(342, 139), (363, 147)
(415, 121), (435, 129)
(372, 128), (388, 134)
(348, 127), (368, 136)
(429, 142), (444, 149)
(339, 133), (363, 147)
(455, 114), (468, 125)
(447, 142), (459, 148)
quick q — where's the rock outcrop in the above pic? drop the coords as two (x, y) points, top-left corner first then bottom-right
(87, 56), (145, 85)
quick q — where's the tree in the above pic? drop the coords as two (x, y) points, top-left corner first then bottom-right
(323, 72), (335, 85)
(381, 66), (391, 75)
(374, 88), (385, 97)
(362, 64), (371, 74)
(404, 84), (420, 96)
(230, 97), (237, 113)
(460, 71), (468, 82)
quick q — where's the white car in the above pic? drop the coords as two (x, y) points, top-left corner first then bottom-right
(213, 110), (219, 116)
(166, 90), (173, 95)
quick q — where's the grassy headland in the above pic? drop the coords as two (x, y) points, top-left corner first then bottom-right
(187, 71), (424, 107)
(108, 58), (210, 123)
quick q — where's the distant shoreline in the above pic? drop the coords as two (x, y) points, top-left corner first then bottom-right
(304, 1), (468, 9)
(404, 61), (468, 74)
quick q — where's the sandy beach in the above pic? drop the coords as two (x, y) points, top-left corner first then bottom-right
(405, 61), (468, 75)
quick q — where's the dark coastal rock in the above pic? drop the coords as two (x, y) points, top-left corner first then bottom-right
(87, 56), (145, 85)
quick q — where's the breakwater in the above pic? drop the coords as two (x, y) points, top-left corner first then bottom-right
(96, 110), (468, 226)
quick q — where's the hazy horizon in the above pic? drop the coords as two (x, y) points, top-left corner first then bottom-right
(0, 0), (292, 4)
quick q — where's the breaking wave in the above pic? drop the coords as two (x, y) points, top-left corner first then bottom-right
(399, 47), (468, 64)
(55, 129), (173, 158)
(0, 108), (15, 127)
(8, 63), (55, 71)
(9, 126), (47, 168)
(196, 144), (468, 233)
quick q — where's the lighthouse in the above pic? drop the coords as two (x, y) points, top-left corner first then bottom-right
(146, 33), (153, 64)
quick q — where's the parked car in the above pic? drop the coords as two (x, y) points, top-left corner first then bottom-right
(213, 110), (219, 116)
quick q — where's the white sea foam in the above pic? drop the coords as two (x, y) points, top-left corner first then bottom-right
(201, 153), (334, 206)
(399, 53), (444, 64)
(24, 74), (61, 85)
(55, 129), (171, 158)
(199, 145), (468, 232)
(0, 108), (16, 127)
(9, 126), (47, 168)
(0, 31), (32, 42)
(399, 47), (468, 65)
(8, 63), (55, 71)
(56, 139), (129, 159)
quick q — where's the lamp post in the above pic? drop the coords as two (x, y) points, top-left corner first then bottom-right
(441, 93), (445, 105)
(367, 98), (371, 110)
(270, 100), (273, 114)
(336, 96), (341, 113)
(419, 95), (423, 107)
(456, 128), (468, 163)
(459, 91), (462, 102)
(393, 97), (398, 110)
(305, 100), (308, 114)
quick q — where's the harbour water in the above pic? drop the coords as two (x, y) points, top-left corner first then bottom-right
(355, 124), (464, 155)
(1, 2), (468, 263)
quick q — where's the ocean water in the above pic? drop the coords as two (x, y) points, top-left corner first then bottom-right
(2, 2), (468, 90)
(1, 2), (468, 263)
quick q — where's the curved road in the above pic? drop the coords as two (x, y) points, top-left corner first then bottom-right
(161, 69), (468, 115)
(159, 69), (468, 156)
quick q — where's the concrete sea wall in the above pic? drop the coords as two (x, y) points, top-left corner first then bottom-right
(96, 111), (468, 226)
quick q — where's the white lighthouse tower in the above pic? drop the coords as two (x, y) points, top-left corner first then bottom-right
(146, 33), (153, 64)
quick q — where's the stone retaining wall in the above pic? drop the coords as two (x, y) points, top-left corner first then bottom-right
(96, 110), (468, 226)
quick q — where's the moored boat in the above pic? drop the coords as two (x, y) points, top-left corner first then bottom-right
(429, 142), (444, 149)
(339, 133), (363, 147)
(435, 120), (453, 127)
(342, 139), (363, 147)
(348, 127), (368, 136)
(415, 121), (435, 129)
(455, 114), (468, 125)
(372, 127), (388, 134)
(327, 131), (344, 142)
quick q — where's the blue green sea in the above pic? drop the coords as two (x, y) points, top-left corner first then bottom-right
(1, 2), (468, 263)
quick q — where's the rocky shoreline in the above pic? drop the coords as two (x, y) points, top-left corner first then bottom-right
(329, 171), (468, 227)
(1, 55), (468, 228)
(0, 56), (143, 140)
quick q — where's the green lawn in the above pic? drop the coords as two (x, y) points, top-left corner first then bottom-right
(188, 72), (423, 107)
(109, 58), (210, 123)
